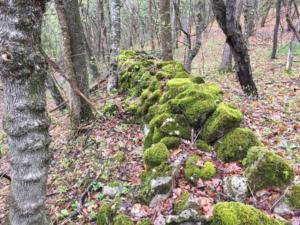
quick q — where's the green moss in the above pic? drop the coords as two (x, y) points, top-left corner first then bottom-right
(152, 127), (165, 143)
(113, 214), (133, 225)
(144, 131), (154, 149)
(137, 219), (152, 225)
(160, 136), (181, 149)
(114, 151), (126, 162)
(200, 162), (217, 180)
(166, 78), (193, 89)
(97, 202), (114, 225)
(195, 139), (213, 152)
(144, 143), (170, 169)
(185, 155), (216, 182)
(288, 184), (300, 209)
(191, 76), (205, 84)
(245, 147), (294, 191)
(175, 191), (191, 214)
(159, 115), (191, 140)
(102, 100), (118, 117)
(161, 62), (190, 78)
(201, 103), (243, 143)
(137, 163), (173, 203)
(148, 113), (172, 130)
(216, 128), (261, 162)
(212, 202), (288, 225)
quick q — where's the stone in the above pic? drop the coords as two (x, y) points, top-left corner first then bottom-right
(273, 198), (292, 217)
(103, 185), (124, 198)
(165, 209), (203, 224)
(223, 176), (248, 202)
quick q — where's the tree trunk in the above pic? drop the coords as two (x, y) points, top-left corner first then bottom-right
(211, 0), (258, 97)
(159, 0), (173, 60)
(149, 0), (156, 50)
(244, 0), (258, 44)
(107, 0), (121, 93)
(259, 0), (273, 27)
(84, 34), (99, 80)
(55, 0), (93, 128)
(0, 1), (51, 225)
(46, 74), (66, 109)
(271, 0), (282, 59)
(286, 20), (300, 70)
(219, 0), (243, 71)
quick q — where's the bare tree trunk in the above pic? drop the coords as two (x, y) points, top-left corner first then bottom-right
(46, 74), (66, 108)
(271, 0), (282, 59)
(260, 0), (273, 27)
(159, 0), (173, 60)
(0, 1), (51, 225)
(98, 0), (110, 64)
(219, 0), (243, 71)
(55, 0), (93, 128)
(211, 0), (258, 97)
(84, 34), (99, 80)
(244, 0), (258, 44)
(286, 20), (300, 70)
(107, 0), (121, 93)
(149, 0), (156, 50)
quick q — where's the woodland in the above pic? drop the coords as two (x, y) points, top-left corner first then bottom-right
(0, 0), (300, 225)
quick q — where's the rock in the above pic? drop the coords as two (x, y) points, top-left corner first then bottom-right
(103, 185), (124, 198)
(150, 194), (170, 208)
(165, 209), (203, 224)
(175, 192), (200, 215)
(144, 143), (170, 169)
(273, 198), (293, 217)
(245, 147), (294, 191)
(130, 204), (147, 218)
(223, 176), (248, 202)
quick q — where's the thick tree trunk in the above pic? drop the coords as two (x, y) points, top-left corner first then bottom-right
(159, 0), (173, 60)
(271, 0), (282, 59)
(219, 0), (243, 71)
(46, 74), (66, 109)
(107, 0), (121, 93)
(55, 0), (93, 128)
(0, 1), (51, 225)
(211, 0), (258, 96)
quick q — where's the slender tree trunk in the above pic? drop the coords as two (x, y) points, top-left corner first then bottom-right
(244, 0), (258, 44)
(55, 0), (93, 128)
(0, 1), (51, 225)
(211, 0), (258, 96)
(286, 20), (300, 70)
(260, 0), (273, 27)
(219, 0), (243, 71)
(84, 34), (99, 80)
(46, 74), (66, 108)
(271, 0), (282, 59)
(98, 0), (110, 64)
(159, 0), (173, 60)
(107, 0), (121, 93)
(149, 0), (156, 50)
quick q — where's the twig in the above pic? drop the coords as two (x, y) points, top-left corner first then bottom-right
(0, 171), (11, 182)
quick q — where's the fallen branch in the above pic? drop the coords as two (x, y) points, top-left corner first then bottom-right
(0, 171), (11, 182)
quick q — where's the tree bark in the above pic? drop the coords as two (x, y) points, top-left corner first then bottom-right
(107, 0), (121, 93)
(244, 0), (258, 44)
(0, 1), (51, 225)
(271, 0), (282, 59)
(55, 0), (94, 128)
(149, 0), (156, 50)
(159, 0), (173, 60)
(219, 0), (243, 71)
(259, 0), (273, 27)
(286, 20), (300, 70)
(46, 74), (66, 109)
(211, 0), (258, 97)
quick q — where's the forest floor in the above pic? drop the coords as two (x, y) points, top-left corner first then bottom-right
(0, 21), (300, 225)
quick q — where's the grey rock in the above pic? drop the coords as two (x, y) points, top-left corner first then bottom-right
(224, 176), (248, 202)
(102, 185), (123, 197)
(184, 195), (200, 211)
(166, 209), (202, 224)
(151, 176), (173, 193)
(273, 198), (293, 216)
(150, 194), (170, 208)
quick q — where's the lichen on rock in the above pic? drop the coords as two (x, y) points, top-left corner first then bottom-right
(216, 128), (261, 162)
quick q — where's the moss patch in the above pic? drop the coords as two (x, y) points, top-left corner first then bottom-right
(216, 128), (261, 162)
(160, 136), (181, 149)
(114, 151), (126, 162)
(113, 214), (134, 225)
(288, 184), (300, 209)
(201, 103), (243, 143)
(245, 147), (294, 191)
(212, 202), (288, 225)
(175, 191), (191, 215)
(196, 139), (213, 152)
(96, 202), (114, 225)
(144, 143), (170, 169)
(137, 219), (152, 225)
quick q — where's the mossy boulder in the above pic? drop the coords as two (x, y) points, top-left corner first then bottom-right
(174, 191), (191, 215)
(288, 184), (300, 209)
(216, 128), (261, 162)
(160, 136), (181, 149)
(113, 214), (134, 225)
(201, 103), (243, 143)
(97, 202), (114, 225)
(161, 62), (190, 78)
(136, 163), (173, 204)
(195, 139), (213, 152)
(137, 219), (152, 225)
(245, 147), (294, 191)
(212, 202), (288, 225)
(185, 155), (216, 183)
(144, 143), (170, 169)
